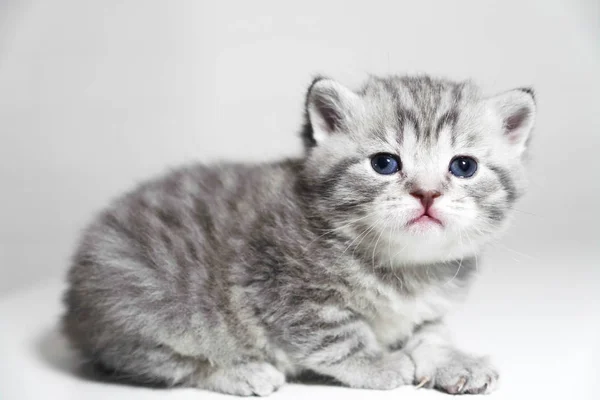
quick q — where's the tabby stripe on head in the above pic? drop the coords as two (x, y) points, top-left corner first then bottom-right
(377, 78), (404, 143)
(318, 157), (361, 197)
(485, 205), (506, 222)
(451, 82), (465, 103)
(487, 164), (518, 204)
(403, 77), (421, 105)
(436, 109), (459, 143)
(425, 78), (444, 126)
(397, 108), (420, 140)
(335, 182), (387, 212)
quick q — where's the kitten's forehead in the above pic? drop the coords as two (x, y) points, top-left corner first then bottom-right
(361, 75), (478, 109)
(357, 76), (482, 148)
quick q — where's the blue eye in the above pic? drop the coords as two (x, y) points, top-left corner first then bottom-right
(449, 156), (478, 178)
(371, 153), (401, 175)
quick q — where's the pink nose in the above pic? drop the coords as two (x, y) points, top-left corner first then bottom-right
(410, 190), (441, 211)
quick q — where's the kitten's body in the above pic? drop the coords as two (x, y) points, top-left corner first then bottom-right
(63, 75), (535, 395)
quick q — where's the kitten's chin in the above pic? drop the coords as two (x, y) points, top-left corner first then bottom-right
(381, 227), (484, 266)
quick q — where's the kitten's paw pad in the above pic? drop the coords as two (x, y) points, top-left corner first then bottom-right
(204, 362), (285, 397)
(433, 355), (498, 395)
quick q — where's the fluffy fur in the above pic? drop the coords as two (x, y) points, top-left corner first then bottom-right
(62, 74), (535, 396)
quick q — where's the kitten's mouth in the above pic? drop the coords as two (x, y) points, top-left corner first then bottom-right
(407, 213), (443, 227)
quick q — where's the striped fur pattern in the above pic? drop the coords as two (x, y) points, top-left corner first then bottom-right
(63, 75), (535, 395)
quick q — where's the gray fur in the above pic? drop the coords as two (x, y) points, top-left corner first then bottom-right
(62, 74), (535, 395)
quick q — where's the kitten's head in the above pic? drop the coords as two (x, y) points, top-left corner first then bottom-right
(300, 75), (535, 265)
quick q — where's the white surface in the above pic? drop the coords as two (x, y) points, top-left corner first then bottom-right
(1, 248), (598, 400)
(1, 0), (599, 294)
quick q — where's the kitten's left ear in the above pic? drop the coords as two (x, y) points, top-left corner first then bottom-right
(488, 88), (536, 156)
(301, 76), (361, 148)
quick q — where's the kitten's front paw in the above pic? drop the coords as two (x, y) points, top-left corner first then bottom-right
(365, 351), (415, 390)
(202, 362), (285, 396)
(414, 352), (498, 395)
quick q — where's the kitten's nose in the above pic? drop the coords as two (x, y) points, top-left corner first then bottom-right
(410, 190), (441, 211)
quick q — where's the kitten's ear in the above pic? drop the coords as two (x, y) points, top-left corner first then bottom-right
(302, 77), (361, 148)
(488, 88), (536, 155)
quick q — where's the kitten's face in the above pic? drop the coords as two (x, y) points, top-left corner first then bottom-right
(302, 76), (535, 265)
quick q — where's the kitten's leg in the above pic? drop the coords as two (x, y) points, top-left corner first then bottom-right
(291, 317), (414, 390)
(90, 340), (284, 396)
(87, 340), (202, 387)
(405, 321), (499, 395)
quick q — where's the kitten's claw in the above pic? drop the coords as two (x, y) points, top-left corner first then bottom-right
(415, 376), (430, 389)
(412, 351), (498, 395)
(449, 376), (467, 394)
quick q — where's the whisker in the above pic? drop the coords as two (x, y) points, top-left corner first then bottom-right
(444, 227), (465, 286)
(508, 207), (543, 218)
(351, 218), (383, 259)
(444, 256), (463, 287)
(329, 217), (385, 271)
(301, 211), (380, 253)
(494, 241), (539, 261)
(371, 221), (387, 270)
(388, 220), (405, 290)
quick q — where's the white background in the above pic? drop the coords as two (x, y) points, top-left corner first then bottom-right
(0, 1), (598, 399)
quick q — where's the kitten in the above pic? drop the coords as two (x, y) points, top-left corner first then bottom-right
(62, 75), (535, 396)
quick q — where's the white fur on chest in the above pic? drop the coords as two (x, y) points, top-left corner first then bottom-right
(366, 284), (457, 348)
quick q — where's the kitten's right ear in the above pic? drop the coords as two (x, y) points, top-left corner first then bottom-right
(301, 77), (361, 148)
(488, 87), (536, 156)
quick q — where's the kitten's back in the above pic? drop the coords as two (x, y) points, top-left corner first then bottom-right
(62, 160), (304, 380)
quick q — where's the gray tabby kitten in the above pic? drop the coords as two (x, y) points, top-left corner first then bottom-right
(63, 75), (535, 396)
